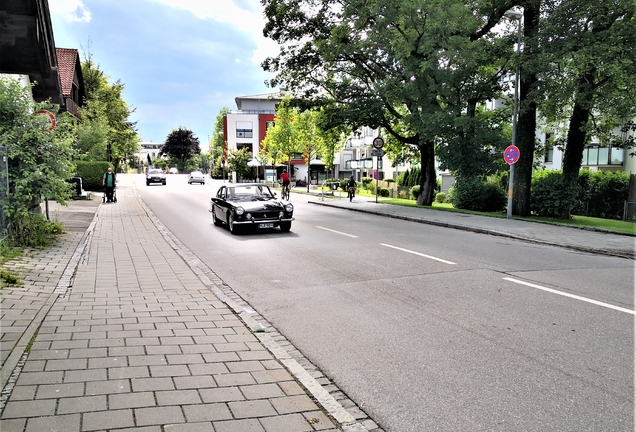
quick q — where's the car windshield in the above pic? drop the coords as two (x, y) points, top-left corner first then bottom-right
(227, 185), (274, 201)
(148, 169), (162, 175)
(190, 172), (203, 176)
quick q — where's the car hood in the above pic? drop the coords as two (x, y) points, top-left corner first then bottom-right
(230, 199), (286, 211)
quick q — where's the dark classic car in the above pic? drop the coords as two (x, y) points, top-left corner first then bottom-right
(210, 183), (294, 234)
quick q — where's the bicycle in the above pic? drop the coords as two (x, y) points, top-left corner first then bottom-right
(282, 184), (291, 200)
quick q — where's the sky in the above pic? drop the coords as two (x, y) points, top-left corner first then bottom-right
(49, 0), (280, 151)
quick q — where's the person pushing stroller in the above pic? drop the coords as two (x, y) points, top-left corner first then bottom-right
(102, 167), (117, 203)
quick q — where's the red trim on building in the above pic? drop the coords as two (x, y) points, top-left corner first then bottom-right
(259, 114), (275, 151)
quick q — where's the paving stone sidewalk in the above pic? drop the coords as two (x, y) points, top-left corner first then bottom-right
(1, 188), (369, 432)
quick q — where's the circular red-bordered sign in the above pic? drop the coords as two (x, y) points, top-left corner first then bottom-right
(504, 145), (520, 164)
(34, 110), (56, 131)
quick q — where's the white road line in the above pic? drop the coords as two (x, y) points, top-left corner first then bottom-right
(503, 277), (635, 315)
(316, 226), (358, 238)
(380, 243), (457, 265)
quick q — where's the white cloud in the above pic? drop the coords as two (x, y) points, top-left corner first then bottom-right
(147, 0), (280, 64)
(49, 0), (92, 23)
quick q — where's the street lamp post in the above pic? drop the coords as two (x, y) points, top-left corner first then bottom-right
(505, 10), (522, 220)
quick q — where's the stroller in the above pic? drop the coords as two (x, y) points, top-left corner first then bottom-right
(103, 186), (117, 203)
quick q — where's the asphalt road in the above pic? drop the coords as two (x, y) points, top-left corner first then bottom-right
(135, 175), (634, 432)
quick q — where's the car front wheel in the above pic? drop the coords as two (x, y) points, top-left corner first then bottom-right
(228, 212), (240, 235)
(279, 222), (292, 232)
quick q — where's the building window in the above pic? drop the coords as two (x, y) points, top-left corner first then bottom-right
(266, 121), (275, 129)
(544, 133), (553, 163)
(237, 143), (253, 154)
(236, 121), (253, 138)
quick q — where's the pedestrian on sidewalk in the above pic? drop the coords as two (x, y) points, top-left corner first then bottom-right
(102, 167), (117, 203)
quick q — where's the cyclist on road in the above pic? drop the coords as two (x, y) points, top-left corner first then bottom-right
(280, 169), (290, 199)
(347, 175), (356, 201)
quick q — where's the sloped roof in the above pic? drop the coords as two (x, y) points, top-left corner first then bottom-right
(55, 47), (79, 97)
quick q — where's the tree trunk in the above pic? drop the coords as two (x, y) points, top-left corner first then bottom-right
(416, 139), (436, 206)
(512, 2), (540, 216)
(560, 72), (595, 219)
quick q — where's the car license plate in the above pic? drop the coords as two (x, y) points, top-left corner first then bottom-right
(258, 223), (274, 229)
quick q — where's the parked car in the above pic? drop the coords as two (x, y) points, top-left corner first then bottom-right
(168, 167), (178, 174)
(146, 169), (166, 186)
(188, 171), (205, 185)
(209, 183), (294, 235)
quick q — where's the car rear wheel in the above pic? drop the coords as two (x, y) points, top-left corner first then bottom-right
(279, 222), (292, 232)
(212, 207), (221, 226)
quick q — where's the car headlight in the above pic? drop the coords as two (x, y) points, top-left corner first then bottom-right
(235, 207), (245, 216)
(284, 203), (293, 212)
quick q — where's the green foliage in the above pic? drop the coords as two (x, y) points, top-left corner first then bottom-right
(532, 170), (630, 219)
(379, 187), (390, 197)
(530, 170), (575, 218)
(0, 269), (21, 286)
(436, 192), (447, 204)
(0, 240), (22, 266)
(160, 127), (201, 170)
(0, 77), (75, 225)
(410, 185), (421, 200)
(75, 161), (112, 191)
(80, 51), (139, 166)
(399, 168), (421, 188)
(9, 213), (63, 248)
(366, 181), (376, 194)
(226, 148), (251, 179)
(361, 177), (373, 187)
(385, 178), (395, 183)
(453, 177), (506, 212)
(578, 171), (629, 219)
(447, 187), (456, 204)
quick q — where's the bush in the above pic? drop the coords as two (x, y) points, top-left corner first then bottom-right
(75, 161), (113, 191)
(379, 187), (390, 197)
(435, 192), (446, 203)
(385, 178), (395, 183)
(9, 213), (63, 248)
(530, 170), (575, 218)
(453, 177), (506, 212)
(447, 187), (456, 204)
(410, 185), (421, 200)
(367, 181), (376, 194)
(361, 177), (373, 187)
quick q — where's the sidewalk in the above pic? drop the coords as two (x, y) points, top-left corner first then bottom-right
(307, 195), (635, 259)
(1, 187), (369, 432)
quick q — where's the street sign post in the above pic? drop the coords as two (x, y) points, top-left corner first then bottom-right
(371, 144), (385, 203)
(504, 145), (520, 219)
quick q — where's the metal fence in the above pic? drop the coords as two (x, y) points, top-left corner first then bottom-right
(0, 146), (8, 240)
(624, 202), (636, 222)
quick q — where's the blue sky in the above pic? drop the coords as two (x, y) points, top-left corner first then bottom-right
(49, 0), (279, 150)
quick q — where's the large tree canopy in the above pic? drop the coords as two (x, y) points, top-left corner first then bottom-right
(262, 0), (518, 205)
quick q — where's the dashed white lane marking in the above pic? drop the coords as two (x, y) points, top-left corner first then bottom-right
(316, 226), (358, 238)
(503, 277), (635, 315)
(380, 243), (457, 265)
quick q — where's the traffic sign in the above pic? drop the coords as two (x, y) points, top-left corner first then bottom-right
(372, 137), (384, 149)
(34, 110), (56, 131)
(504, 145), (520, 164)
(371, 149), (385, 157)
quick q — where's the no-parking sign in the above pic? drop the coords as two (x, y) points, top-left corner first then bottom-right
(504, 145), (520, 164)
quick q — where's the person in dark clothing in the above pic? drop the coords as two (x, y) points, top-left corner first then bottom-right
(102, 167), (117, 203)
(347, 175), (356, 200)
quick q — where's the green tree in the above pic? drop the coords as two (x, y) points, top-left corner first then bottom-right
(80, 50), (139, 168)
(226, 147), (252, 180)
(210, 107), (230, 176)
(0, 77), (75, 244)
(263, 0), (516, 206)
(261, 96), (299, 170)
(537, 0), (636, 218)
(160, 127), (202, 171)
